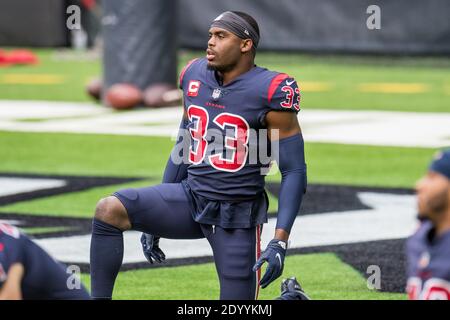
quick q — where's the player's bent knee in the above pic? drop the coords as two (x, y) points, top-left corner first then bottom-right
(94, 196), (131, 231)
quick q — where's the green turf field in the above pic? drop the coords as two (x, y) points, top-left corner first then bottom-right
(0, 49), (448, 300)
(0, 131), (436, 218)
(80, 254), (406, 300)
(0, 130), (436, 300)
(0, 49), (449, 112)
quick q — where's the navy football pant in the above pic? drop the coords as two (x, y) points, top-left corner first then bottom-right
(91, 183), (262, 300)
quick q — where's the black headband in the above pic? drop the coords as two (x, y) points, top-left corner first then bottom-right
(430, 150), (450, 180)
(210, 11), (259, 49)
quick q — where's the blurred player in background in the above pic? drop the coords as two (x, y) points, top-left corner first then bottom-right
(90, 11), (307, 300)
(0, 223), (89, 300)
(407, 150), (450, 300)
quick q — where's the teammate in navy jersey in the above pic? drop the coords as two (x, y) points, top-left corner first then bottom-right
(0, 223), (89, 300)
(407, 150), (450, 300)
(90, 11), (307, 300)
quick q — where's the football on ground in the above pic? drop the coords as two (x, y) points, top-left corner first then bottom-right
(105, 83), (143, 110)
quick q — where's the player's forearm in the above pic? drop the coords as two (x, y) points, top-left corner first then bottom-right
(162, 117), (190, 183)
(276, 167), (307, 234)
(274, 228), (289, 242)
(275, 133), (307, 237)
(162, 150), (189, 183)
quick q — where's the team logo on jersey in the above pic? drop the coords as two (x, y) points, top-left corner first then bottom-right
(212, 88), (221, 101)
(188, 80), (201, 97)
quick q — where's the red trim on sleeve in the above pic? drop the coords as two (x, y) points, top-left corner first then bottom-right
(179, 58), (199, 89)
(267, 73), (289, 103)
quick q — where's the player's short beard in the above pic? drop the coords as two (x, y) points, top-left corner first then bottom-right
(207, 60), (237, 73)
(423, 188), (449, 220)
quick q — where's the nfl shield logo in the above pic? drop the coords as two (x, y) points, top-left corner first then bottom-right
(212, 88), (221, 100)
(418, 251), (430, 269)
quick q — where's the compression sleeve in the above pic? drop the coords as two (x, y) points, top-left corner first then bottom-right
(162, 117), (190, 183)
(275, 133), (307, 233)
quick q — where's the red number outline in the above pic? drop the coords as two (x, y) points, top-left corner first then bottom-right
(293, 87), (300, 111)
(280, 86), (294, 109)
(407, 277), (450, 300)
(280, 82), (300, 111)
(187, 105), (209, 164)
(186, 105), (250, 172)
(209, 112), (250, 172)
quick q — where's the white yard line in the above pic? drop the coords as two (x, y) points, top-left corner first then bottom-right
(0, 177), (66, 197)
(1, 100), (449, 147)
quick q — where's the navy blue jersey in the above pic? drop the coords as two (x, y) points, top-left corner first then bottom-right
(0, 223), (89, 300)
(406, 221), (450, 300)
(179, 57), (301, 201)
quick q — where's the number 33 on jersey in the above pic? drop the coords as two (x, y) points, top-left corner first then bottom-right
(180, 58), (301, 171)
(178, 57), (301, 199)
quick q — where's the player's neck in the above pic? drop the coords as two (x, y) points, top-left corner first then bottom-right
(435, 208), (450, 237)
(220, 59), (255, 86)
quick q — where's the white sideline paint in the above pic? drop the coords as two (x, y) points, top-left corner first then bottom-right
(0, 100), (108, 120)
(0, 219), (21, 225)
(0, 177), (66, 197)
(0, 100), (449, 147)
(34, 191), (418, 264)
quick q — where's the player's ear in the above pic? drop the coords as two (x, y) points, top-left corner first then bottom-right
(241, 39), (253, 54)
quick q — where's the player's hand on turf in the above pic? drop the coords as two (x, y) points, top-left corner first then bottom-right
(253, 239), (287, 288)
(140, 233), (166, 264)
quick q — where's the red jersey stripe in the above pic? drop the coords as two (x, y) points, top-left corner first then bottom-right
(267, 73), (289, 103)
(179, 58), (199, 89)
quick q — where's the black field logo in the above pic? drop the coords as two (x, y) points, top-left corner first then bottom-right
(0, 173), (416, 293)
